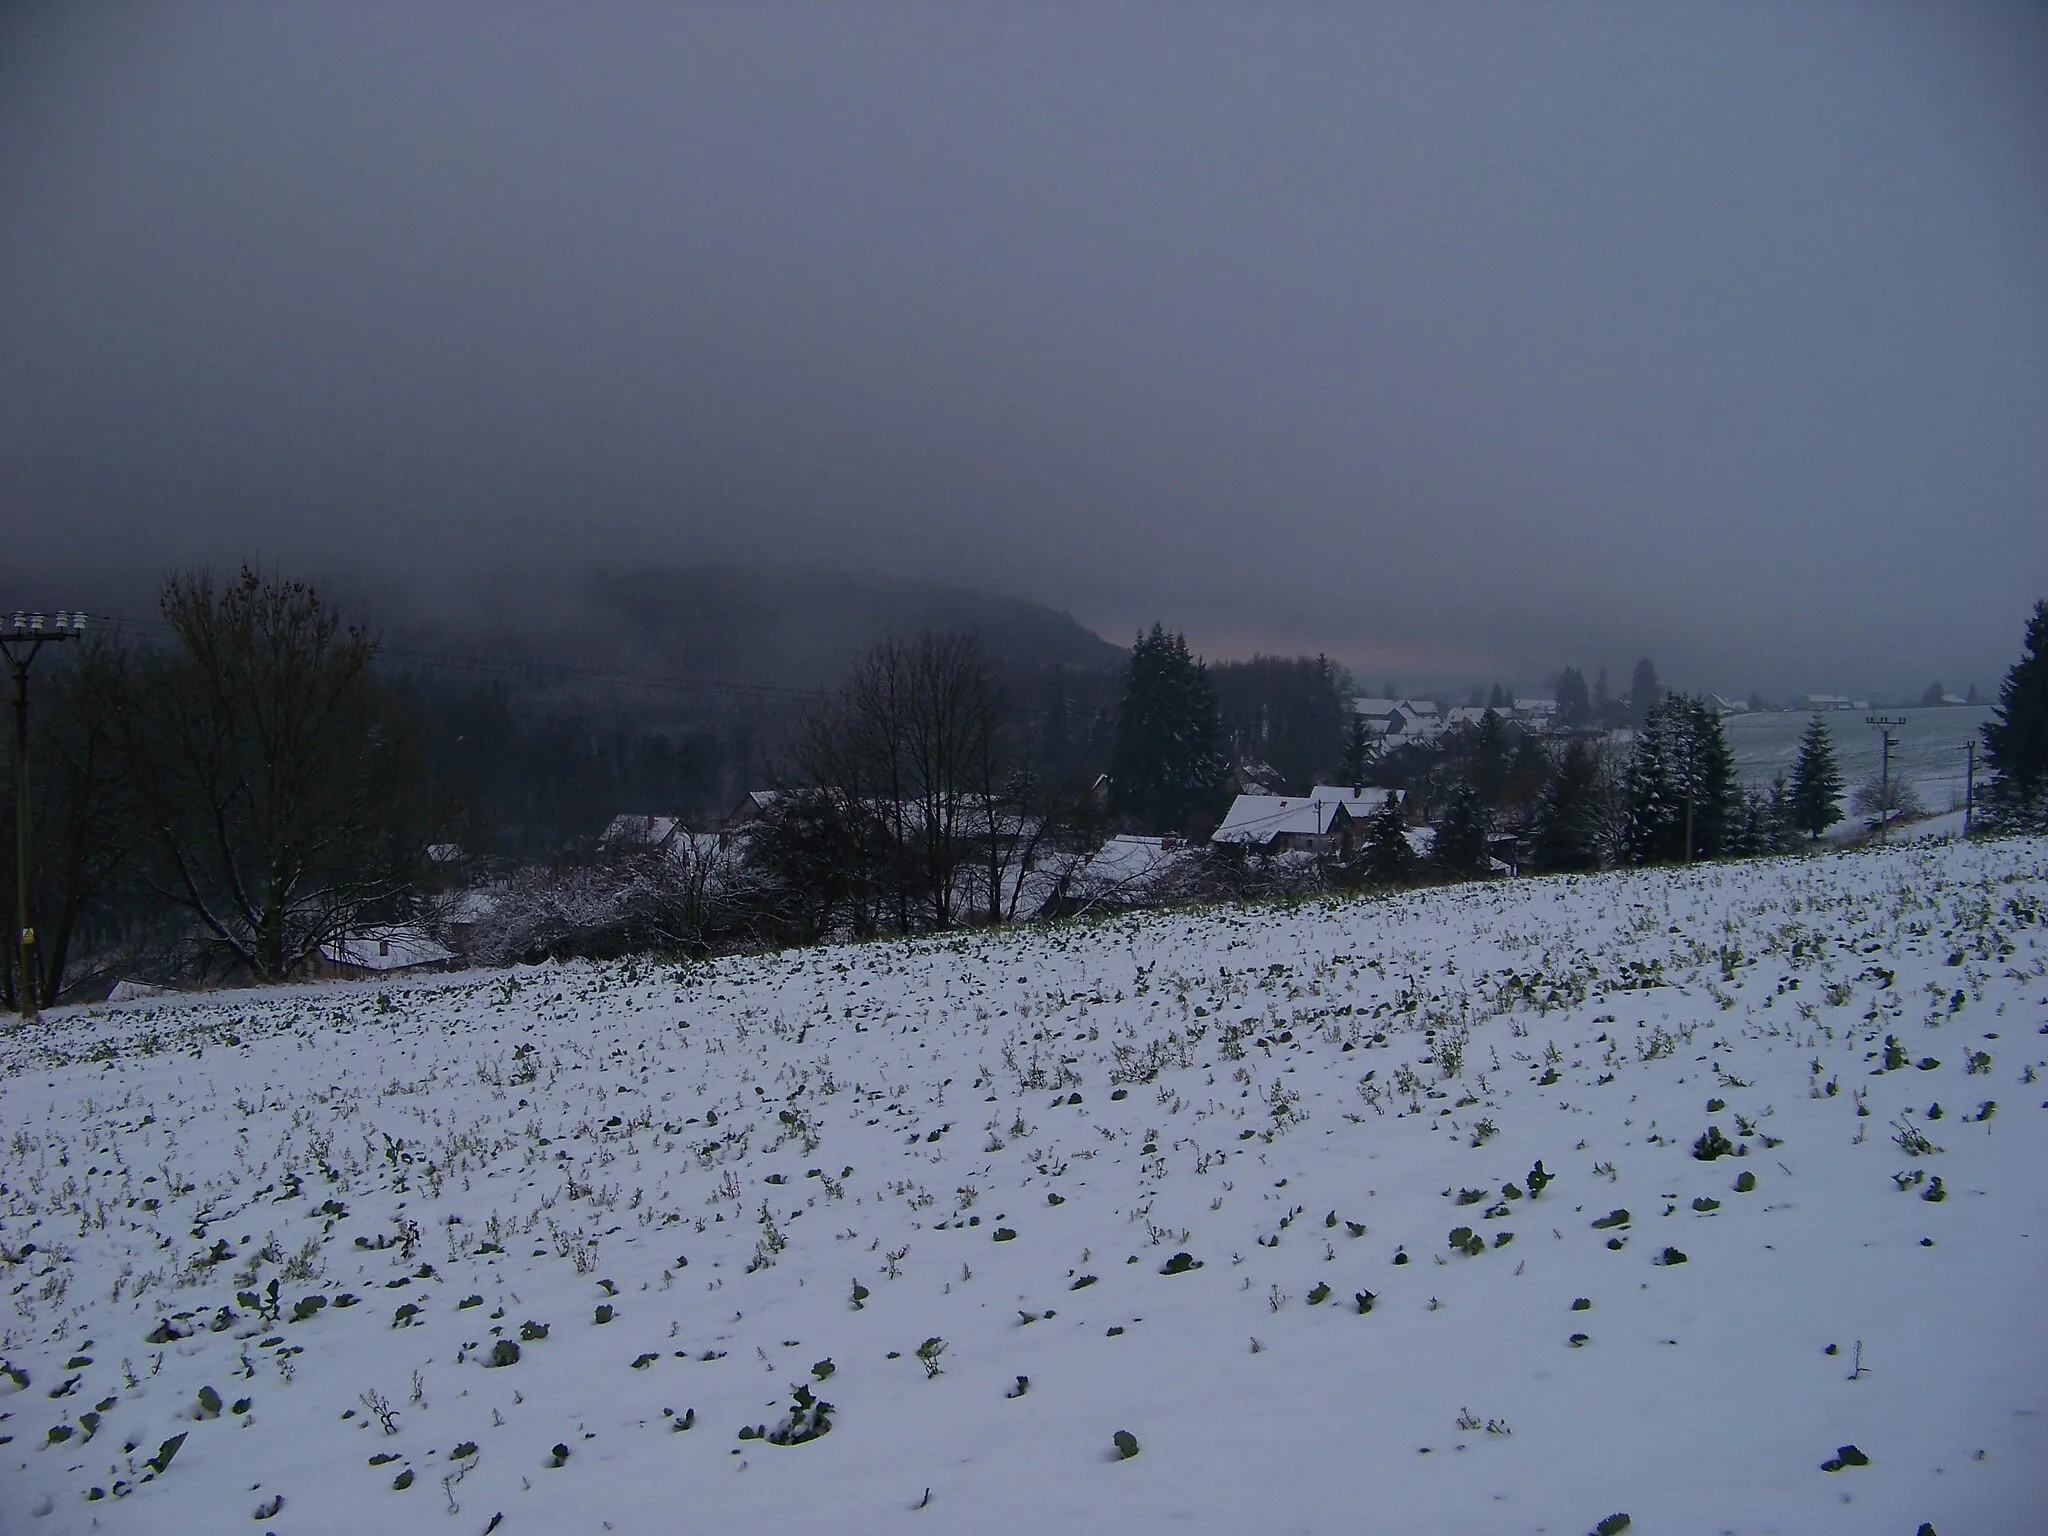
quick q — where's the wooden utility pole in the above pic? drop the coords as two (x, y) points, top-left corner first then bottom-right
(2, 612), (84, 1023)
(1866, 715), (1905, 844)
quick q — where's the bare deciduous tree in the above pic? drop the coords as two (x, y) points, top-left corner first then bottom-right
(796, 632), (1003, 931)
(127, 568), (424, 982)
(1850, 773), (1923, 832)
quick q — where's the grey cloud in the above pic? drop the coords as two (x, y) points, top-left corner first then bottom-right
(3, 2), (2045, 696)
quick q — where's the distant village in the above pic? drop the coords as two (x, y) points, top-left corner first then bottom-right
(351, 688), (1887, 977)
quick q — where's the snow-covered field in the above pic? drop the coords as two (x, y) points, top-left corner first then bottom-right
(4, 839), (2045, 1535)
(1726, 707), (1992, 811)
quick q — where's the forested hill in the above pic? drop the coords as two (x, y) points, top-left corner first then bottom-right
(387, 564), (1127, 689)
(51, 561), (1128, 857)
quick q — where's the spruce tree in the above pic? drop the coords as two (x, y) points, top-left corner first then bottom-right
(1529, 740), (1604, 872)
(1360, 789), (1422, 886)
(1555, 666), (1591, 729)
(1731, 775), (1793, 858)
(1787, 715), (1844, 841)
(1983, 599), (2048, 828)
(1472, 708), (1510, 806)
(1339, 715), (1374, 788)
(1625, 695), (1737, 863)
(1431, 776), (1492, 879)
(1766, 771), (1796, 854)
(1107, 625), (1224, 834)
(1628, 657), (1662, 729)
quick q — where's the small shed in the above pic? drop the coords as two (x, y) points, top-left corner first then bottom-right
(315, 925), (455, 981)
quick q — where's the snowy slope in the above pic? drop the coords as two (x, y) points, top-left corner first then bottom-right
(3, 839), (2045, 1535)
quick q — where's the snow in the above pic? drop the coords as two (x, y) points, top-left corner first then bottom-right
(3, 838), (2045, 1534)
(1210, 795), (1344, 844)
(1307, 786), (1397, 812)
(1214, 788), (1396, 847)
(1056, 835), (1200, 911)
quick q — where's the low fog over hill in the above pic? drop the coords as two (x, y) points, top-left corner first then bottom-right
(390, 563), (1127, 692)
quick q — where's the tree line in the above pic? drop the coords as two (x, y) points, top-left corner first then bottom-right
(9, 573), (2044, 1001)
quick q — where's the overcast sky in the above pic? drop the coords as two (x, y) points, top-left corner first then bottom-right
(4, 3), (2045, 695)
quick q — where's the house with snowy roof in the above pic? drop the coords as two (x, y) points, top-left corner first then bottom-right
(1350, 698), (1445, 740)
(601, 814), (683, 852)
(1349, 698), (1403, 734)
(1034, 834), (1203, 917)
(1212, 785), (1397, 855)
(314, 925), (455, 980)
(722, 790), (783, 829)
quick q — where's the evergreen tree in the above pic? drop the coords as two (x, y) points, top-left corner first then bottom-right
(1431, 776), (1492, 879)
(1211, 653), (1349, 790)
(1107, 625), (1224, 834)
(1982, 599), (2048, 828)
(1766, 771), (1796, 854)
(1787, 715), (1844, 841)
(1554, 666), (1591, 729)
(1628, 657), (1662, 729)
(1472, 708), (1510, 807)
(1359, 788), (1422, 886)
(1730, 774), (1793, 858)
(1528, 740), (1604, 872)
(1625, 694), (1737, 863)
(1339, 714), (1375, 788)
(1684, 696), (1739, 856)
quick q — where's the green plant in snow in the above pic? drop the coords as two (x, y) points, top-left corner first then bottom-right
(1892, 1118), (1942, 1157)
(1691, 1125), (1739, 1161)
(742, 1382), (835, 1445)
